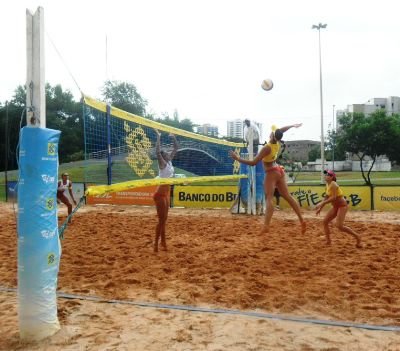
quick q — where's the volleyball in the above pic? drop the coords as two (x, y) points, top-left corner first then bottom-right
(261, 78), (274, 91)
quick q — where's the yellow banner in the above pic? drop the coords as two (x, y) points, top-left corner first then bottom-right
(374, 186), (400, 211)
(86, 175), (246, 196)
(279, 185), (371, 210)
(174, 185), (238, 208)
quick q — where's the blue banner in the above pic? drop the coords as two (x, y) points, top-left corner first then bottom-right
(18, 127), (61, 340)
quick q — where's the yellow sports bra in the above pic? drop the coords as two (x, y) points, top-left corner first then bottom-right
(326, 182), (343, 197)
(262, 142), (280, 163)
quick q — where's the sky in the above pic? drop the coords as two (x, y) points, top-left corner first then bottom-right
(1, 0), (399, 142)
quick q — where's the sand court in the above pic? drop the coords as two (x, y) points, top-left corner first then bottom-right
(0, 203), (399, 350)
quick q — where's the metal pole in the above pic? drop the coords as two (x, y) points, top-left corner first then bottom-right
(312, 23), (327, 182)
(318, 28), (325, 183)
(4, 102), (9, 202)
(26, 7), (45, 127)
(332, 104), (335, 171)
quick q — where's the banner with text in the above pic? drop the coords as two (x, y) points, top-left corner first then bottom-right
(87, 185), (158, 205)
(280, 185), (371, 210)
(174, 185), (238, 208)
(374, 186), (400, 211)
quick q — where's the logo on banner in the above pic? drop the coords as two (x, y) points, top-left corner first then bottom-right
(47, 143), (56, 156)
(124, 122), (155, 178)
(41, 229), (57, 239)
(47, 252), (56, 266)
(95, 193), (112, 199)
(41, 174), (55, 184)
(46, 198), (55, 211)
(43, 285), (56, 295)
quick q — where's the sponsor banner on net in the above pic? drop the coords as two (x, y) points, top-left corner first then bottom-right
(86, 185), (158, 205)
(174, 185), (238, 208)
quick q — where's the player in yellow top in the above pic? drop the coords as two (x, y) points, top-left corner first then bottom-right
(315, 170), (361, 248)
(229, 123), (306, 235)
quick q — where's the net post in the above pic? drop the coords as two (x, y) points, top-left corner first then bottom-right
(106, 104), (112, 185)
(26, 7), (45, 127)
(19, 7), (61, 342)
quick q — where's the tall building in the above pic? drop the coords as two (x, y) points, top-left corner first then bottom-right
(337, 96), (400, 119)
(285, 140), (321, 162)
(227, 119), (263, 140)
(227, 119), (244, 139)
(194, 124), (219, 137)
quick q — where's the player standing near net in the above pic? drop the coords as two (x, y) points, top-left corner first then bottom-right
(315, 170), (362, 248)
(229, 124), (306, 235)
(57, 172), (77, 223)
(153, 129), (178, 252)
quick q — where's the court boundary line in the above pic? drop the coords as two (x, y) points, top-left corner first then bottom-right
(1, 286), (399, 332)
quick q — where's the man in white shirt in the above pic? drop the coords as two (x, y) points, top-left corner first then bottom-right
(242, 119), (264, 215)
(243, 119), (260, 154)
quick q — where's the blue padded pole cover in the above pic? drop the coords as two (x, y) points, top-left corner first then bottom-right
(255, 160), (264, 204)
(18, 127), (61, 341)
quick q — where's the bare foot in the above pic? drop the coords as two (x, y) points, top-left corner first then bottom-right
(260, 226), (269, 234)
(153, 244), (158, 253)
(301, 221), (307, 234)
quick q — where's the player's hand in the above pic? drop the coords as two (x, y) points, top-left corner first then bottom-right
(293, 123), (302, 128)
(316, 207), (322, 216)
(229, 150), (239, 160)
(73, 200), (77, 206)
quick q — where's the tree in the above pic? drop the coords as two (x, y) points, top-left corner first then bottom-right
(0, 83), (83, 171)
(335, 110), (400, 185)
(156, 110), (194, 132)
(326, 129), (346, 161)
(101, 80), (148, 116)
(279, 152), (302, 183)
(308, 146), (320, 162)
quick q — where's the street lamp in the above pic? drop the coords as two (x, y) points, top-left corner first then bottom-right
(312, 23), (327, 183)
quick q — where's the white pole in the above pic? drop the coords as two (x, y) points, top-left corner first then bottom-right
(26, 7), (46, 127)
(312, 23), (327, 182)
(318, 28), (325, 183)
(20, 7), (60, 342)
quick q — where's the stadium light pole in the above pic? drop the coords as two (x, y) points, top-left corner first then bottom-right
(312, 23), (327, 183)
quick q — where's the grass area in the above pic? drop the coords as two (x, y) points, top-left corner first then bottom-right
(1, 165), (400, 191)
(0, 184), (5, 202)
(293, 171), (400, 185)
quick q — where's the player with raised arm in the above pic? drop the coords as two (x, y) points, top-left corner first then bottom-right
(153, 129), (178, 252)
(230, 124), (306, 235)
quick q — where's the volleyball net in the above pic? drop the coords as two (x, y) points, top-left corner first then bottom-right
(83, 95), (247, 196)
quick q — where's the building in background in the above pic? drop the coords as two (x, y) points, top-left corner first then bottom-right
(285, 140), (320, 162)
(194, 124), (219, 137)
(337, 96), (400, 123)
(227, 119), (263, 140)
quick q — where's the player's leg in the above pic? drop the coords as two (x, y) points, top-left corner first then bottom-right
(322, 207), (337, 245)
(276, 176), (306, 234)
(336, 206), (362, 248)
(261, 172), (279, 234)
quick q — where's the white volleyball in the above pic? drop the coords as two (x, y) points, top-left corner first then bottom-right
(261, 79), (274, 91)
